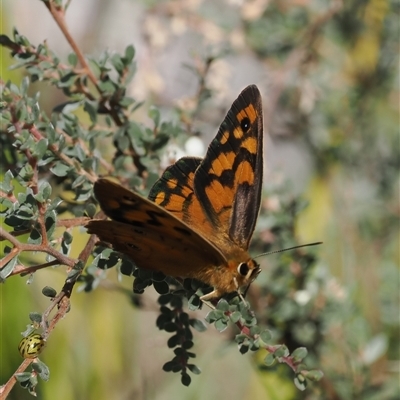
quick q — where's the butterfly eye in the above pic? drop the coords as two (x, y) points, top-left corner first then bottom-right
(238, 262), (250, 276)
(240, 117), (251, 132)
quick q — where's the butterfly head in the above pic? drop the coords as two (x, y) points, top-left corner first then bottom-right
(199, 256), (261, 301)
(235, 258), (261, 289)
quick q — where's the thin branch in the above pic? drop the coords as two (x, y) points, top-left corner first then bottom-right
(18, 260), (60, 277)
(0, 359), (34, 400)
(231, 313), (298, 373)
(56, 217), (91, 228)
(40, 235), (98, 337)
(0, 229), (31, 240)
(0, 227), (77, 269)
(0, 190), (17, 203)
(43, 1), (100, 91)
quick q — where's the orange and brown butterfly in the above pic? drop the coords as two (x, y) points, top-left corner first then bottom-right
(87, 85), (264, 301)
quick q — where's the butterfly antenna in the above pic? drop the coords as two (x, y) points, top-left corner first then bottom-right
(254, 241), (323, 259)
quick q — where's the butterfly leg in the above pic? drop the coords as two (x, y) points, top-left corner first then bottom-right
(200, 299), (216, 310)
(199, 284), (249, 309)
(233, 277), (249, 308)
(200, 287), (223, 301)
(199, 290), (221, 309)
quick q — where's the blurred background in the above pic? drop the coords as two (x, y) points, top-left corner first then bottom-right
(1, 0), (399, 399)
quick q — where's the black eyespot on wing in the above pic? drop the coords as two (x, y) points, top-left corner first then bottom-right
(240, 117), (251, 132)
(238, 262), (249, 276)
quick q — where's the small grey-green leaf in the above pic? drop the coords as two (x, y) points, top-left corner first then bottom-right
(48, 197), (63, 211)
(235, 333), (247, 343)
(124, 45), (135, 64)
(42, 181), (52, 200)
(181, 373), (191, 387)
(148, 106), (160, 127)
(83, 100), (98, 124)
(250, 326), (261, 336)
(32, 102), (41, 120)
(239, 342), (249, 354)
(29, 312), (42, 323)
(33, 138), (48, 159)
(33, 360), (50, 381)
(260, 329), (272, 343)
(167, 334), (179, 348)
(303, 369), (324, 381)
(0, 256), (19, 281)
(274, 345), (290, 358)
(127, 121), (144, 146)
(264, 353), (275, 366)
(150, 133), (170, 152)
(214, 318), (228, 332)
(188, 294), (201, 311)
(162, 361), (175, 372)
(111, 54), (124, 73)
(230, 311), (241, 323)
(68, 52), (78, 67)
(189, 318), (207, 332)
(85, 203), (97, 218)
(14, 372), (32, 383)
(291, 347), (308, 363)
(152, 271), (166, 282)
(187, 364), (201, 375)
(205, 309), (223, 323)
(182, 340), (194, 349)
(21, 76), (30, 95)
(42, 286), (57, 298)
(216, 299), (229, 312)
(0, 170), (14, 192)
(61, 231), (73, 255)
(50, 162), (70, 177)
(29, 374), (38, 387)
(294, 374), (307, 391)
(163, 322), (178, 333)
(71, 175), (86, 189)
(153, 280), (170, 295)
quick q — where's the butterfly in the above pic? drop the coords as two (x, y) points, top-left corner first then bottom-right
(87, 85), (264, 301)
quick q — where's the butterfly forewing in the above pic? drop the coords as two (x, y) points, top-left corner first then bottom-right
(193, 85), (263, 250)
(149, 85), (263, 252)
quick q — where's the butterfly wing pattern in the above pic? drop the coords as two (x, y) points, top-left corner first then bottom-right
(87, 85), (264, 300)
(87, 180), (227, 277)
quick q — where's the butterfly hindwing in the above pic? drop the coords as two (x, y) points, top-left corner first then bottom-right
(87, 179), (226, 277)
(148, 157), (201, 221)
(149, 157), (218, 239)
